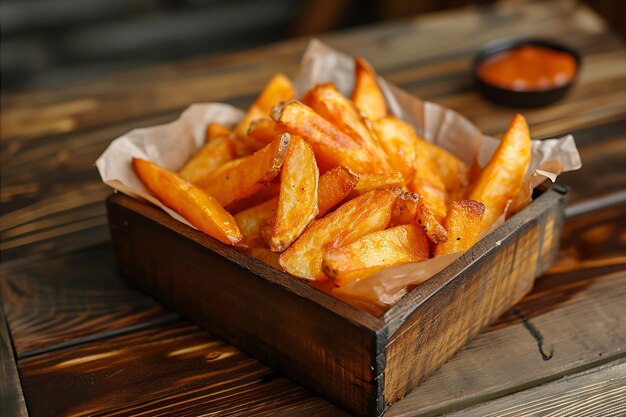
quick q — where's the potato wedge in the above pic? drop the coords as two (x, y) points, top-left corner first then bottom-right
(322, 224), (430, 286)
(198, 133), (290, 207)
(247, 118), (284, 146)
(317, 166), (359, 218)
(301, 83), (391, 172)
(352, 56), (387, 121)
(234, 73), (296, 138)
(279, 189), (399, 281)
(350, 172), (405, 198)
(420, 139), (470, 194)
(390, 192), (420, 227)
(233, 197), (278, 246)
(371, 116), (417, 181)
(434, 200), (485, 256)
(205, 123), (231, 143)
(270, 136), (319, 252)
(272, 100), (376, 173)
(132, 158), (242, 245)
(417, 198), (448, 244)
(179, 134), (236, 183)
(470, 114), (531, 230)
(224, 180), (280, 214)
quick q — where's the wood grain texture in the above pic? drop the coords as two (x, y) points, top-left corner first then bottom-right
(0, 245), (174, 356)
(449, 358), (626, 416)
(18, 322), (344, 417)
(2, 0), (626, 263)
(385, 201), (626, 416)
(108, 193), (384, 417)
(0, 297), (28, 417)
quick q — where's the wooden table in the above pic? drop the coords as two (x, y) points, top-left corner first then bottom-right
(2, 0), (625, 415)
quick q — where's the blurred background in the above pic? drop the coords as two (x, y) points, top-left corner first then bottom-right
(2, 0), (624, 92)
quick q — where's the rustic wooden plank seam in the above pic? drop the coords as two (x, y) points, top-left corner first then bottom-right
(16, 313), (183, 360)
(0, 293), (29, 417)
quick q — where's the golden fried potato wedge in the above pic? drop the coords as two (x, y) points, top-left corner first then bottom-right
(322, 224), (430, 286)
(179, 135), (236, 183)
(470, 114), (531, 230)
(434, 200), (485, 256)
(234, 73), (296, 138)
(350, 172), (405, 198)
(279, 189), (399, 281)
(233, 197), (278, 246)
(352, 56), (387, 121)
(247, 118), (285, 146)
(272, 100), (376, 173)
(205, 123), (231, 143)
(270, 136), (319, 252)
(317, 166), (359, 218)
(133, 158), (242, 245)
(417, 198), (448, 244)
(199, 133), (290, 207)
(390, 192), (420, 227)
(371, 116), (417, 181)
(224, 180), (280, 214)
(420, 139), (470, 194)
(301, 83), (391, 172)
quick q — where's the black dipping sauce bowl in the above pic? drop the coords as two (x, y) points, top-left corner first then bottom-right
(473, 38), (581, 108)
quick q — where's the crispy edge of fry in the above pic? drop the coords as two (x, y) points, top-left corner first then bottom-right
(417, 198), (448, 244)
(322, 223), (430, 286)
(270, 136), (319, 252)
(272, 100), (375, 173)
(234, 73), (296, 137)
(301, 83), (392, 172)
(390, 191), (420, 227)
(352, 56), (387, 121)
(371, 116), (417, 181)
(179, 134), (236, 184)
(469, 114), (532, 230)
(132, 158), (242, 245)
(349, 171), (405, 198)
(205, 123), (231, 143)
(434, 200), (485, 256)
(317, 166), (360, 218)
(278, 188), (399, 281)
(198, 133), (290, 207)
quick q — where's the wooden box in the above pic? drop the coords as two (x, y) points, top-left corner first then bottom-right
(107, 183), (567, 417)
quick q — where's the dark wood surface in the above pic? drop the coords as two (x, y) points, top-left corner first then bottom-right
(1, 0), (626, 415)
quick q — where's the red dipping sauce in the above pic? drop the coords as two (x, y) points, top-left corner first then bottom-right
(477, 45), (577, 91)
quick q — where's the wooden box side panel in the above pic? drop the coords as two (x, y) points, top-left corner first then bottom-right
(383, 189), (566, 406)
(107, 195), (383, 417)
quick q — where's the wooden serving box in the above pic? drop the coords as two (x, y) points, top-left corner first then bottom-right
(107, 183), (567, 417)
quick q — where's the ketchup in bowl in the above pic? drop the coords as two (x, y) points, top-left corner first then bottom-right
(477, 45), (577, 91)
(473, 39), (581, 107)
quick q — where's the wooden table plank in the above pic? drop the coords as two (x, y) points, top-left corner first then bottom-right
(0, 245), (175, 356)
(12, 201), (626, 417)
(449, 358), (626, 416)
(18, 322), (344, 417)
(0, 297), (28, 417)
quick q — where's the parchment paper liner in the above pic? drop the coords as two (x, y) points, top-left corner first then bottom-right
(96, 39), (581, 314)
